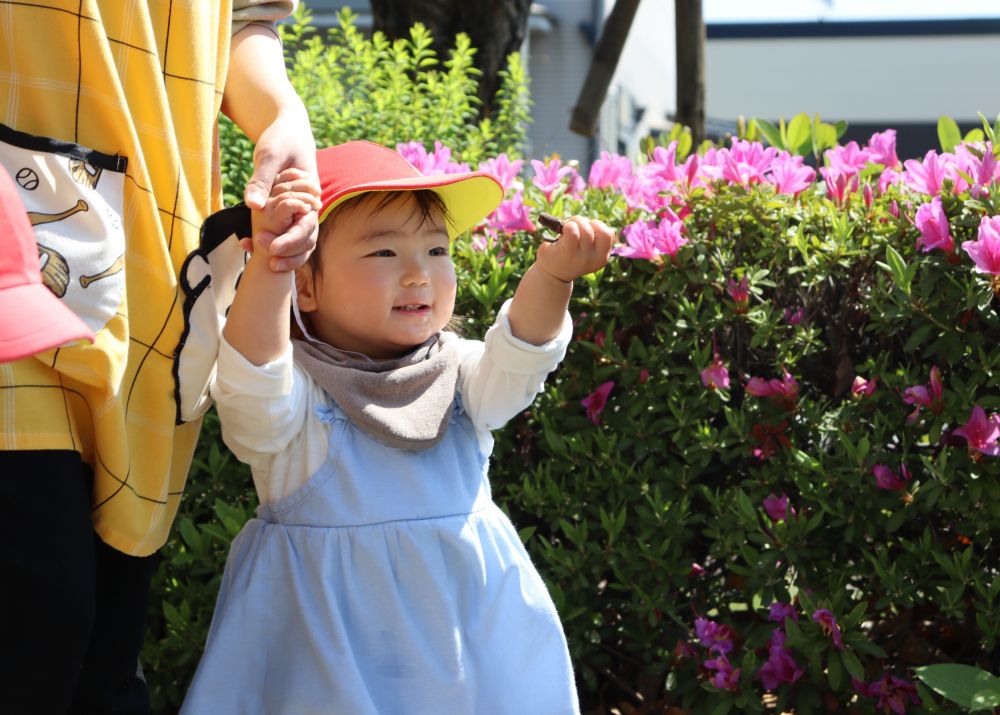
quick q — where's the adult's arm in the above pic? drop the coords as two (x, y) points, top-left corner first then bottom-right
(222, 19), (319, 271)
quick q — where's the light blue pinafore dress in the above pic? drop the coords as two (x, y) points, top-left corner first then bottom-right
(180, 395), (579, 715)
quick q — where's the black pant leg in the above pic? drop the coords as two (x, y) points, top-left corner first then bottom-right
(0, 450), (97, 715)
(69, 536), (157, 715)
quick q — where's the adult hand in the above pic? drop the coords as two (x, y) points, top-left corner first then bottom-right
(244, 109), (320, 272)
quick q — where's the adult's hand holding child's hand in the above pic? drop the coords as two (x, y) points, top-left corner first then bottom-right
(535, 216), (615, 284)
(246, 168), (321, 272)
(244, 111), (321, 272)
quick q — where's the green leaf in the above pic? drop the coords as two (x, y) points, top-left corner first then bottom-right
(755, 118), (783, 149)
(964, 128), (986, 144)
(841, 649), (865, 681)
(938, 115), (962, 152)
(827, 648), (844, 691)
(786, 113), (812, 156)
(883, 245), (911, 295)
(710, 699), (734, 715)
(914, 664), (1000, 709)
(971, 688), (1000, 710)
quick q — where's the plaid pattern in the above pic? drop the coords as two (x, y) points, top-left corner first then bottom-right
(0, 0), (292, 555)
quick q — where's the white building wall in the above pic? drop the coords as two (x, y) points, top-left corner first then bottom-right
(524, 0), (601, 163)
(603, 0), (677, 154)
(706, 34), (997, 124)
(529, 0), (676, 163)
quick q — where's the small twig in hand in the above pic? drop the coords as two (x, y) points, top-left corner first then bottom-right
(537, 212), (563, 242)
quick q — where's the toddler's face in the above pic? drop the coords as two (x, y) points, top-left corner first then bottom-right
(296, 194), (456, 359)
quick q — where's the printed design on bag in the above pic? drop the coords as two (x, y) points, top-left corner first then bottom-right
(0, 135), (127, 334)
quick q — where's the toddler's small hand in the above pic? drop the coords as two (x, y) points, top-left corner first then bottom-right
(247, 168), (320, 271)
(535, 216), (615, 283)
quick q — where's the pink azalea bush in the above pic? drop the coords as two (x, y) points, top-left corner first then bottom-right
(201, 48), (1000, 708)
(453, 118), (1000, 713)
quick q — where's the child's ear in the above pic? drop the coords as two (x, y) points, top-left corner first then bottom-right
(295, 265), (319, 312)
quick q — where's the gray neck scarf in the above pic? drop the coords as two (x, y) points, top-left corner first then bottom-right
(291, 332), (462, 451)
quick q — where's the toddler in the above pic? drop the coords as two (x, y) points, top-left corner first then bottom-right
(180, 141), (614, 714)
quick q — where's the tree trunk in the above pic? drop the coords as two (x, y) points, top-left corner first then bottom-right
(370, 0), (532, 116)
(569, 0), (642, 137)
(675, 0), (706, 145)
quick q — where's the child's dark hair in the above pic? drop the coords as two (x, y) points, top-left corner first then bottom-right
(308, 189), (451, 278)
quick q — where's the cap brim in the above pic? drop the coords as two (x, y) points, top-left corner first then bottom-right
(319, 172), (503, 238)
(0, 283), (94, 363)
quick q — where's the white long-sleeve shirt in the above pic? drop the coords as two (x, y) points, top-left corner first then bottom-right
(211, 300), (572, 504)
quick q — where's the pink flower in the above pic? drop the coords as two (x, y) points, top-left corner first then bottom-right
(902, 366), (944, 423)
(727, 276), (750, 311)
(852, 376), (878, 397)
(768, 602), (798, 623)
(820, 167), (858, 205)
(620, 172), (669, 212)
(767, 153), (816, 196)
(581, 381), (614, 425)
(863, 183), (874, 210)
(903, 150), (948, 195)
(720, 139), (777, 187)
(745, 370), (799, 410)
(531, 158), (574, 203)
(825, 141), (871, 177)
(646, 143), (682, 184)
(962, 215), (1000, 275)
(757, 628), (804, 691)
(865, 129), (901, 169)
(587, 151), (632, 189)
(879, 168), (903, 194)
(566, 166), (586, 198)
(763, 493), (793, 522)
(811, 609), (844, 650)
(701, 356), (730, 390)
(478, 154), (524, 193)
(689, 562), (705, 577)
(704, 654), (741, 690)
(855, 674), (922, 714)
(694, 617), (734, 654)
(953, 405), (1000, 456)
(613, 217), (687, 260)
(872, 463), (911, 491)
(914, 197), (954, 253)
(488, 192), (535, 233)
(783, 307), (804, 325)
(396, 141), (467, 175)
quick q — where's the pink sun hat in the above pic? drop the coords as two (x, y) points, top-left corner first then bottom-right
(316, 141), (503, 238)
(0, 165), (93, 362)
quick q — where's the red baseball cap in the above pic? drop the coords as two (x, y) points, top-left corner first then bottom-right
(317, 141), (503, 237)
(0, 165), (93, 362)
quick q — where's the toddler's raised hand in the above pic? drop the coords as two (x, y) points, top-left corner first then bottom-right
(247, 168), (320, 271)
(534, 216), (615, 283)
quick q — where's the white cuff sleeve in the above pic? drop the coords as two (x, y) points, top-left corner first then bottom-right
(210, 337), (306, 460)
(459, 299), (572, 432)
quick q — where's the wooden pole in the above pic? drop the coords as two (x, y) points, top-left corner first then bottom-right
(569, 0), (642, 137)
(675, 0), (705, 145)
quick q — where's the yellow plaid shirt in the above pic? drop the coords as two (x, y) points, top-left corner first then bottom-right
(0, 0), (292, 555)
